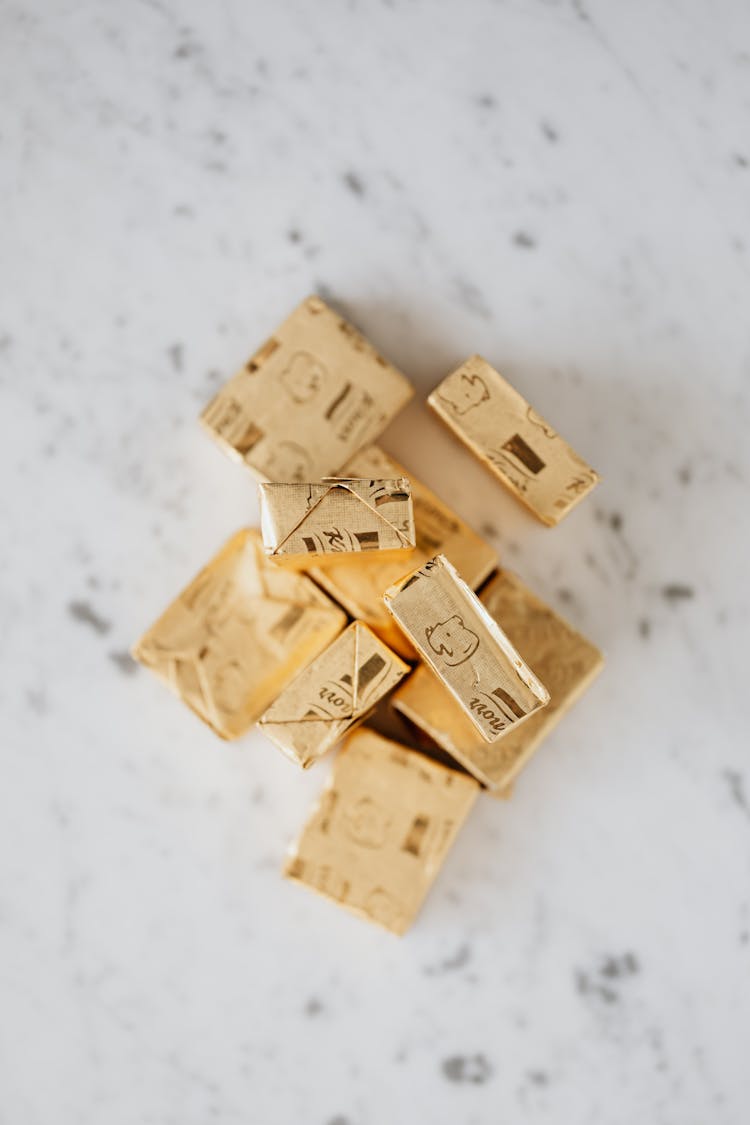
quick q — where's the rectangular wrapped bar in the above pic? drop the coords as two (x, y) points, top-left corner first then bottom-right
(132, 529), (346, 739)
(392, 569), (604, 791)
(383, 554), (549, 745)
(306, 445), (497, 658)
(283, 728), (479, 934)
(258, 477), (415, 566)
(427, 356), (599, 525)
(258, 622), (409, 768)
(200, 296), (413, 481)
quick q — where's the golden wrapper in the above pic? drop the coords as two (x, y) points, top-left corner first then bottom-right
(383, 554), (550, 744)
(258, 622), (409, 768)
(427, 356), (599, 525)
(306, 445), (497, 657)
(200, 296), (414, 481)
(283, 728), (479, 934)
(392, 569), (604, 790)
(258, 477), (415, 566)
(132, 529), (346, 739)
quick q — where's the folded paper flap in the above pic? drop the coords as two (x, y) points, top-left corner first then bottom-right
(261, 478), (415, 555)
(259, 622), (407, 724)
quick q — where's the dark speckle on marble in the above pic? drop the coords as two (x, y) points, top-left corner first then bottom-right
(26, 688), (49, 716)
(678, 464), (692, 485)
(512, 231), (537, 249)
(527, 1069), (549, 1086)
(479, 521), (498, 539)
(557, 587), (576, 606)
(441, 1054), (493, 1085)
(288, 227), (303, 244)
(540, 120), (559, 142)
(424, 943), (471, 975)
(476, 93), (496, 108)
(452, 276), (492, 319)
(342, 171), (365, 197)
(639, 618), (651, 639)
(68, 600), (111, 635)
(609, 511), (623, 532)
(168, 343), (184, 372)
(326, 1116), (352, 1125)
(601, 952), (639, 978)
(733, 153), (748, 168)
(722, 769), (749, 820)
(661, 583), (695, 603)
(576, 952), (639, 1007)
(109, 650), (138, 676)
(305, 996), (324, 1017)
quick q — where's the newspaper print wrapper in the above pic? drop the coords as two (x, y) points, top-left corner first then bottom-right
(383, 554), (550, 746)
(427, 355), (599, 526)
(283, 728), (479, 934)
(306, 445), (497, 658)
(258, 622), (410, 768)
(258, 477), (415, 567)
(132, 529), (346, 739)
(392, 569), (603, 790)
(200, 296), (413, 482)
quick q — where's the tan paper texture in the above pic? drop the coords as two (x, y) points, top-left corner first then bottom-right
(259, 477), (415, 565)
(428, 356), (599, 525)
(393, 569), (603, 790)
(306, 445), (497, 657)
(258, 622), (409, 768)
(383, 554), (549, 744)
(200, 296), (413, 481)
(132, 529), (346, 739)
(283, 728), (479, 934)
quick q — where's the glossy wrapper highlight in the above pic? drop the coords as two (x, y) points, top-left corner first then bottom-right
(383, 554), (549, 746)
(258, 622), (409, 768)
(200, 296), (413, 481)
(283, 728), (479, 934)
(428, 356), (599, 525)
(306, 445), (497, 658)
(393, 569), (603, 790)
(258, 476), (415, 566)
(132, 529), (346, 739)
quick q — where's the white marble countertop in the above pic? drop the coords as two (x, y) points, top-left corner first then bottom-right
(2, 1), (749, 1121)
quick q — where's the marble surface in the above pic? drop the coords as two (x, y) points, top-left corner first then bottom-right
(2, 1), (749, 1121)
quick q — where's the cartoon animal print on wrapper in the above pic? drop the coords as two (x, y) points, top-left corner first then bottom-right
(280, 351), (329, 403)
(437, 372), (489, 416)
(425, 615), (480, 667)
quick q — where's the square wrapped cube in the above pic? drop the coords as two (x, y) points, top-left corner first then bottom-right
(258, 622), (409, 768)
(393, 570), (604, 790)
(283, 728), (479, 934)
(383, 554), (549, 743)
(132, 529), (346, 739)
(200, 296), (413, 481)
(428, 356), (599, 525)
(307, 445), (497, 658)
(258, 477), (415, 566)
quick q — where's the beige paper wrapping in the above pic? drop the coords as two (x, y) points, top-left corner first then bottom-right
(393, 569), (604, 790)
(283, 728), (479, 934)
(200, 296), (413, 481)
(132, 529), (346, 739)
(428, 356), (599, 525)
(258, 622), (409, 768)
(306, 445), (497, 657)
(258, 477), (415, 566)
(383, 554), (549, 746)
